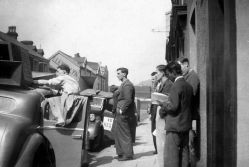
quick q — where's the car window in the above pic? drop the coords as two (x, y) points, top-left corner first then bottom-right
(90, 97), (104, 109)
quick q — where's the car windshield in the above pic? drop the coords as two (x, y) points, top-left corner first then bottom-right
(90, 97), (104, 109)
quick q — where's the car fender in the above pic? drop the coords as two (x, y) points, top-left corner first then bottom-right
(88, 121), (102, 140)
(15, 133), (45, 167)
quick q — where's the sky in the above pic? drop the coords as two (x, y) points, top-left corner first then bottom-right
(0, 0), (171, 85)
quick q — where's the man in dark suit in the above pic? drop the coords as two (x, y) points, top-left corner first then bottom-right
(114, 67), (136, 161)
(159, 62), (193, 167)
(178, 57), (200, 167)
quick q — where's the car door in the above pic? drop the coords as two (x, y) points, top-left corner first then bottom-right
(38, 96), (89, 167)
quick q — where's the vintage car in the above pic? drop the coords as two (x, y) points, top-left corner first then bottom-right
(0, 61), (90, 167)
(87, 96), (105, 151)
(102, 97), (141, 142)
(80, 89), (113, 151)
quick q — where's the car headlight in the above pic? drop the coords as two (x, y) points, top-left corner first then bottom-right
(89, 114), (96, 122)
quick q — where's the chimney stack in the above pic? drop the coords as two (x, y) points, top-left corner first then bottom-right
(74, 53), (80, 58)
(6, 26), (18, 39)
(37, 49), (44, 56)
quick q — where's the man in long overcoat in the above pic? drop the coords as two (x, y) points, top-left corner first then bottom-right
(114, 67), (136, 161)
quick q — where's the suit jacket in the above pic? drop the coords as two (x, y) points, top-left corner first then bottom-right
(160, 77), (193, 132)
(151, 78), (173, 121)
(184, 69), (200, 120)
(157, 78), (173, 95)
(117, 79), (135, 115)
(111, 90), (120, 113)
(184, 69), (200, 96)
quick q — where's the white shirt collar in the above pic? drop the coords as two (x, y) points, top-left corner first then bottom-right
(174, 76), (183, 82)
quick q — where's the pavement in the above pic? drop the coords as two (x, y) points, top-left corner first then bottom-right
(89, 110), (158, 167)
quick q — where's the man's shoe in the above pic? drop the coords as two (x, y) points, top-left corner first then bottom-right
(153, 151), (158, 154)
(114, 155), (123, 159)
(55, 121), (65, 127)
(118, 156), (133, 161)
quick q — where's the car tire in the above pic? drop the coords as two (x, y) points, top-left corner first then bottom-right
(89, 126), (104, 151)
(33, 144), (55, 167)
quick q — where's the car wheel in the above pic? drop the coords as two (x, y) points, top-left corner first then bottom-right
(89, 126), (104, 151)
(33, 144), (55, 167)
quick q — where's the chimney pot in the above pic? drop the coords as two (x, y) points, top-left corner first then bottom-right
(6, 26), (18, 39)
(74, 53), (80, 58)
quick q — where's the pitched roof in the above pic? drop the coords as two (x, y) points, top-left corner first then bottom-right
(74, 56), (86, 63)
(49, 51), (105, 75)
(73, 56), (87, 67)
(0, 31), (47, 61)
(49, 50), (79, 67)
(87, 61), (100, 72)
(49, 50), (89, 68)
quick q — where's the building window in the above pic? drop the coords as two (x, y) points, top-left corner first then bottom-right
(190, 9), (196, 34)
(33, 60), (38, 71)
(44, 64), (48, 72)
(29, 57), (33, 70)
(0, 43), (10, 60)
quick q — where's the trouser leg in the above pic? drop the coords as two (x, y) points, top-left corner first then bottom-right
(165, 132), (179, 167)
(151, 119), (157, 152)
(181, 133), (190, 167)
(153, 135), (157, 152)
(129, 115), (137, 143)
(115, 114), (133, 157)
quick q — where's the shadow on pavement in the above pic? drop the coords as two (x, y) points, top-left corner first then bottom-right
(89, 156), (114, 167)
(134, 150), (155, 159)
(89, 134), (115, 153)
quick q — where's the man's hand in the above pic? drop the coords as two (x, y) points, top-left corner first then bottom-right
(159, 108), (166, 118)
(156, 100), (163, 106)
(120, 109), (123, 114)
(33, 80), (39, 84)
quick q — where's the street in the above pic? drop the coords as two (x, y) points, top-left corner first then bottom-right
(89, 109), (158, 167)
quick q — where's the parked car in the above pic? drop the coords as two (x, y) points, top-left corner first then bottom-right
(0, 61), (90, 167)
(102, 97), (140, 142)
(81, 89), (114, 151)
(87, 96), (105, 151)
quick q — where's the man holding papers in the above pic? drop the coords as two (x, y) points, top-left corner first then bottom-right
(153, 64), (172, 167)
(158, 62), (193, 167)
